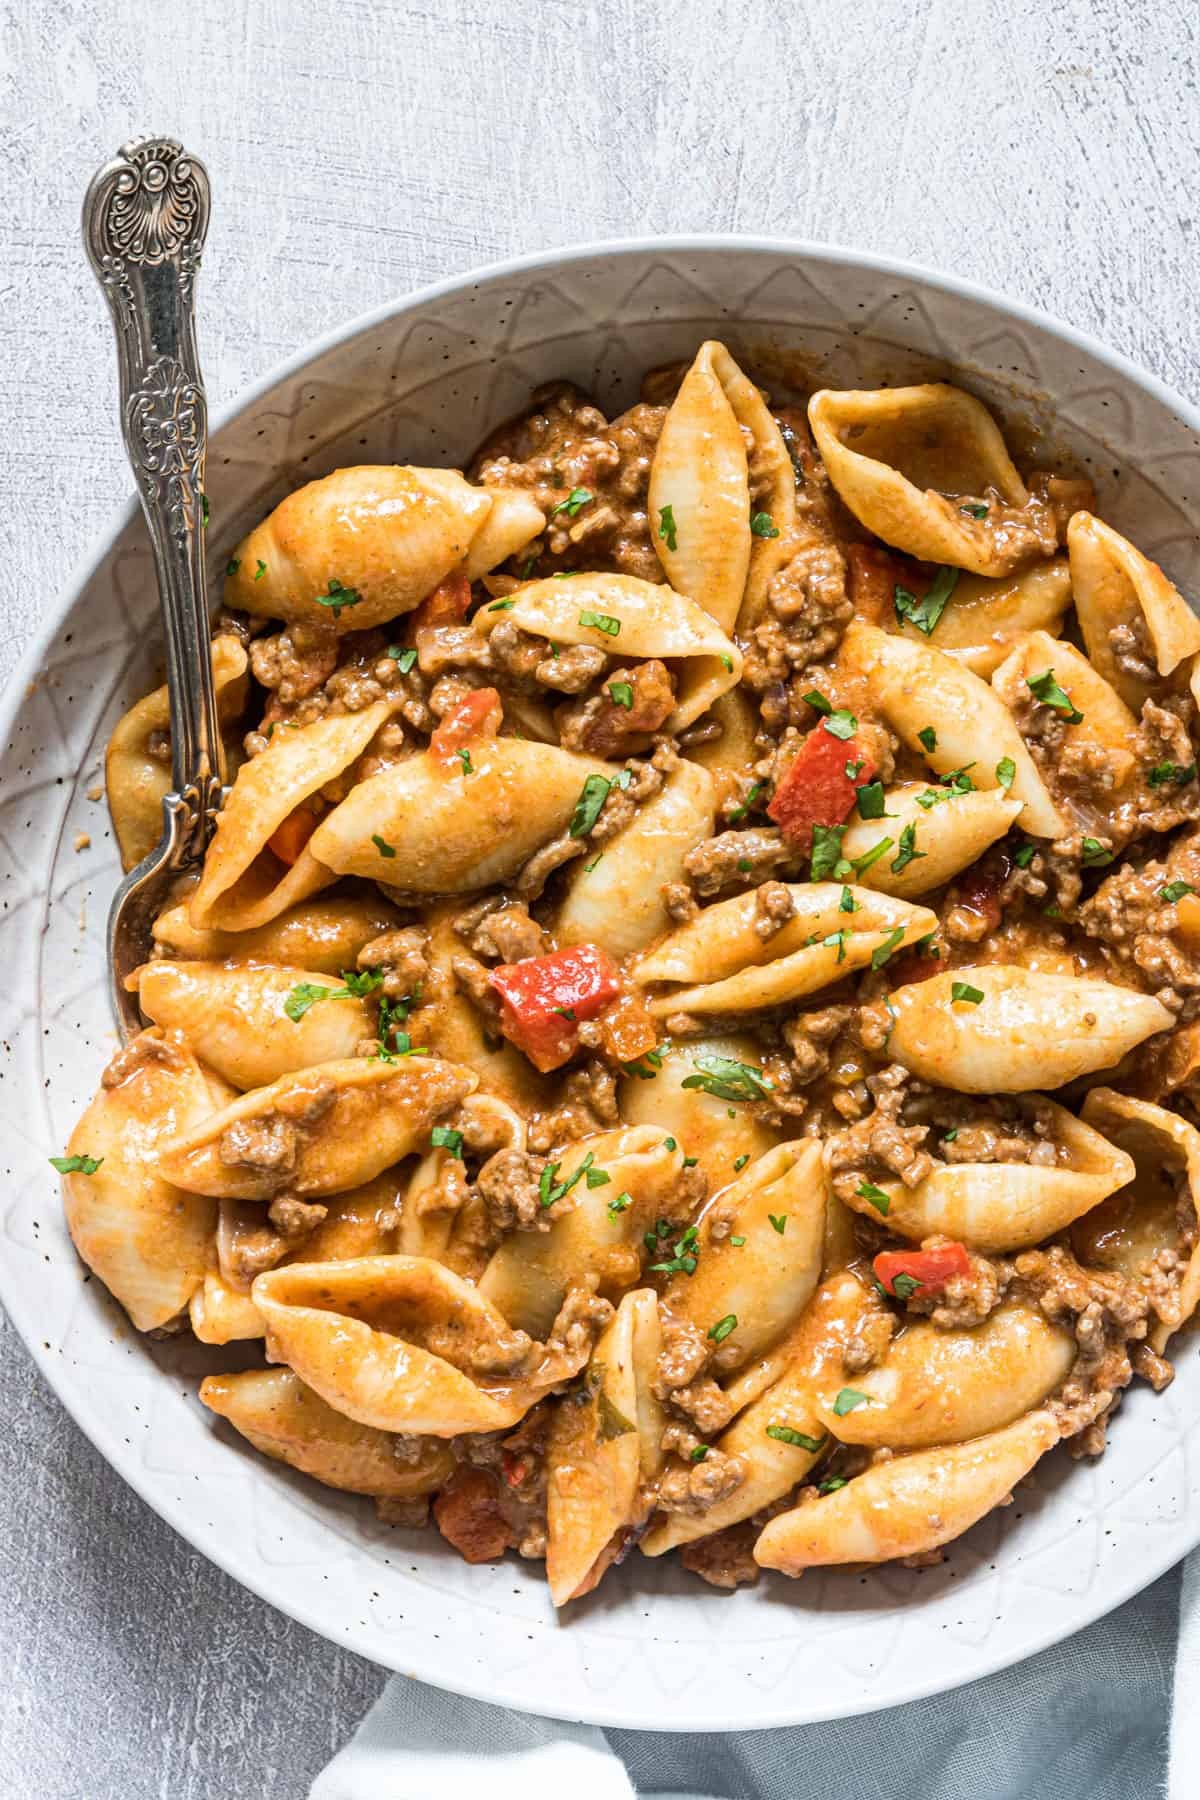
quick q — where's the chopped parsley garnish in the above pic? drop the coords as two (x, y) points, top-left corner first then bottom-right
(822, 929), (849, 963)
(371, 833), (397, 858)
(917, 725), (937, 753)
(1081, 837), (1115, 869)
(733, 1154), (750, 1171)
(768, 1213), (787, 1235)
(951, 981), (984, 1005)
(730, 1234), (746, 1247)
(488, 597), (516, 611)
(1027, 668), (1083, 724)
(833, 1387), (870, 1416)
(845, 757), (865, 780)
(608, 680), (634, 710)
(552, 1005), (576, 1020)
(539, 1151), (596, 1210)
(708, 1313), (738, 1344)
(1161, 880), (1196, 903)
(766, 1425), (825, 1451)
(891, 1271), (923, 1300)
(870, 926), (907, 971)
(388, 646), (418, 672)
(552, 486), (593, 518)
(891, 822), (924, 874)
(1149, 760), (1197, 788)
(455, 748), (473, 775)
(690, 1445), (710, 1462)
(578, 609), (621, 636)
(810, 822), (847, 881)
(583, 854), (603, 873)
(431, 1126), (464, 1159)
(518, 557), (538, 578)
(839, 885), (859, 913)
(943, 1127), (959, 1143)
(818, 1475), (849, 1494)
(822, 709), (858, 741)
(729, 779), (765, 824)
(585, 1165), (611, 1188)
(1013, 842), (1036, 868)
(682, 1156), (699, 1169)
(852, 836), (893, 875)
(254, 558), (267, 581)
(49, 1153), (103, 1175)
(749, 510), (780, 538)
(623, 1050), (663, 1079)
(651, 1224), (700, 1276)
(226, 557), (240, 577)
(284, 967), (383, 1022)
(960, 501), (989, 519)
(855, 781), (887, 821)
(658, 504), (678, 551)
(804, 689), (833, 716)
(607, 1190), (633, 1219)
(894, 566), (958, 635)
(737, 858), (753, 873)
(314, 577), (362, 618)
(856, 1180), (890, 1215)
(681, 1053), (773, 1103)
(663, 1138), (677, 1151)
(720, 653), (734, 673)
(996, 756), (1016, 791)
(570, 772), (616, 837)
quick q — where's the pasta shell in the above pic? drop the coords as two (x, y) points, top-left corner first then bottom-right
(252, 1254), (590, 1434)
(189, 702), (395, 931)
(226, 466), (541, 631)
(308, 738), (609, 892)
(59, 1032), (219, 1331)
(496, 573), (742, 733)
(106, 636), (248, 871)
(135, 962), (373, 1090)
(554, 760), (716, 958)
(546, 1288), (663, 1605)
(811, 1302), (1074, 1448)
(618, 1035), (786, 1197)
(992, 630), (1139, 796)
(643, 1269), (880, 1555)
(886, 964), (1172, 1094)
(847, 622), (1065, 837)
(683, 685), (760, 778)
(1068, 512), (1200, 710)
(753, 1410), (1059, 1574)
(632, 884), (937, 1015)
(200, 1368), (454, 1498)
(893, 558), (1072, 676)
(157, 1055), (475, 1200)
(838, 1095), (1134, 1251)
(189, 1269), (264, 1344)
(1078, 1087), (1200, 1353)
(648, 341), (796, 632)
(808, 384), (1036, 577)
(151, 894), (402, 971)
(461, 487), (546, 580)
(478, 1126), (685, 1338)
(840, 784), (1022, 900)
(659, 1142), (827, 1373)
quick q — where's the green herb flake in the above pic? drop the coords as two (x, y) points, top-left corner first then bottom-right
(431, 1125), (464, 1159)
(1149, 760), (1197, 788)
(387, 645), (418, 673)
(822, 928), (849, 963)
(708, 1313), (738, 1344)
(1027, 668), (1083, 724)
(539, 1150), (596, 1211)
(50, 1153), (103, 1176)
(681, 1053), (773, 1104)
(608, 680), (634, 710)
(809, 822), (847, 881)
(578, 609), (621, 637)
(870, 926), (907, 971)
(852, 836), (894, 876)
(943, 1127), (959, 1143)
(729, 779), (765, 825)
(996, 756), (1016, 791)
(766, 1424), (825, 1451)
(607, 1190), (633, 1220)
(314, 576), (363, 618)
(768, 1213), (787, 1235)
(371, 833), (397, 859)
(818, 1475), (849, 1494)
(891, 1271), (923, 1300)
(1013, 842), (1036, 868)
(1161, 880), (1197, 903)
(488, 597), (516, 612)
(226, 557), (240, 577)
(658, 504), (678, 551)
(284, 970), (380, 1022)
(856, 1180), (891, 1216)
(750, 510), (780, 538)
(585, 1165), (611, 1189)
(690, 1444), (710, 1462)
(951, 981), (984, 1004)
(891, 822), (925, 875)
(917, 725), (937, 753)
(894, 566), (958, 635)
(682, 1155), (699, 1168)
(254, 558), (267, 581)
(583, 853), (603, 873)
(737, 858), (753, 873)
(855, 781), (887, 821)
(733, 1153), (750, 1171)
(730, 1234), (746, 1247)
(803, 689), (833, 716)
(822, 709), (858, 742)
(663, 1137), (677, 1151)
(552, 486), (593, 518)
(833, 1387), (871, 1416)
(569, 772), (614, 838)
(960, 501), (989, 519)
(1081, 837), (1115, 868)
(839, 885), (860, 914)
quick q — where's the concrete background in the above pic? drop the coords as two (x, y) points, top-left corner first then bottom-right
(1, 1), (1196, 1793)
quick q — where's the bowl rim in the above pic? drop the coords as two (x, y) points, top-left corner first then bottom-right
(9, 232), (1200, 1727)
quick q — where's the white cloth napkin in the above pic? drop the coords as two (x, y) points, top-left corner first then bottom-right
(313, 1561), (1183, 1800)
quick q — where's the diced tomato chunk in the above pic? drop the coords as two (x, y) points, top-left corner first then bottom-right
(266, 804), (320, 866)
(412, 567), (472, 631)
(490, 943), (622, 1072)
(429, 686), (503, 766)
(766, 725), (877, 851)
(432, 1467), (514, 1564)
(597, 990), (659, 1063)
(873, 1242), (972, 1299)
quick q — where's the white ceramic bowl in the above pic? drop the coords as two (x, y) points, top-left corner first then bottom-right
(6, 239), (1200, 1730)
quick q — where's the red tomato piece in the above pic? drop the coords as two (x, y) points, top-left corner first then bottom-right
(412, 567), (472, 631)
(766, 725), (878, 851)
(873, 1242), (972, 1299)
(950, 865), (1003, 934)
(429, 686), (503, 766)
(490, 944), (622, 1072)
(266, 804), (320, 866)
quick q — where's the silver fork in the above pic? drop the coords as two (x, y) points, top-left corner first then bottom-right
(82, 137), (223, 1039)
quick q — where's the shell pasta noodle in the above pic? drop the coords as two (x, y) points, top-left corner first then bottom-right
(58, 341), (1200, 1605)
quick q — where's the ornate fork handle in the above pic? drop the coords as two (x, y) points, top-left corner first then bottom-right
(83, 136), (222, 855)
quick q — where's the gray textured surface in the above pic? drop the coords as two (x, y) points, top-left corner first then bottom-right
(0, 2), (1196, 1795)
